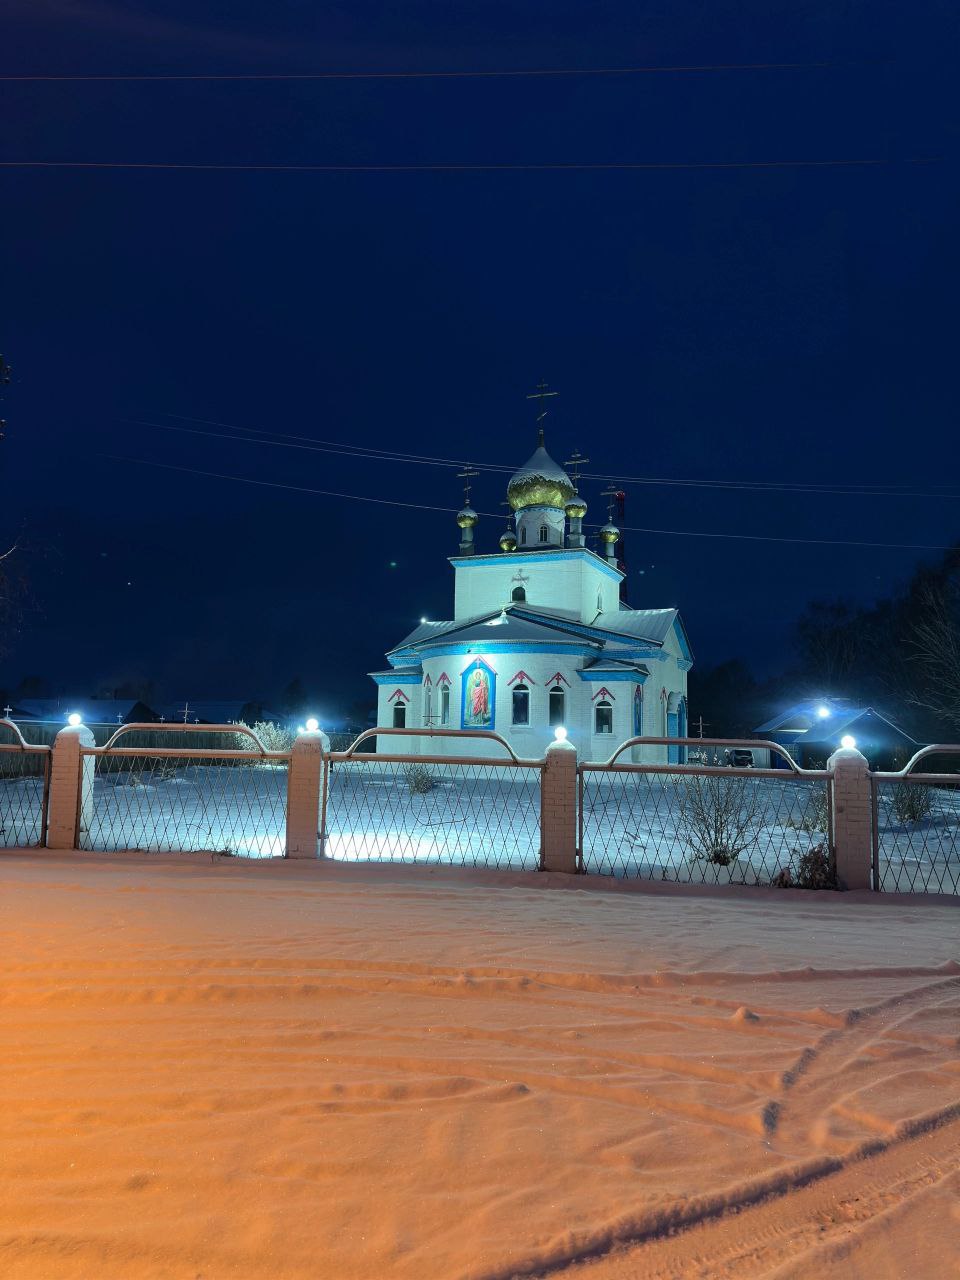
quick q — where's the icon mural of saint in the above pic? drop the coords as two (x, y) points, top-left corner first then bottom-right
(464, 664), (492, 728)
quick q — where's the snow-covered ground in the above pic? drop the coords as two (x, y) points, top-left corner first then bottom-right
(3, 760), (957, 893)
(81, 763), (288, 857)
(874, 781), (960, 893)
(3, 856), (959, 1280)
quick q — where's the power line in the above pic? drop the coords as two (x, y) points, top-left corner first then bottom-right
(0, 59), (874, 83)
(103, 454), (958, 551)
(0, 157), (938, 173)
(130, 416), (960, 501)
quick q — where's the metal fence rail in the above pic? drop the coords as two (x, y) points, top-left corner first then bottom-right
(871, 747), (960, 895)
(322, 728), (543, 869)
(580, 737), (833, 886)
(0, 720), (51, 847)
(79, 724), (290, 857)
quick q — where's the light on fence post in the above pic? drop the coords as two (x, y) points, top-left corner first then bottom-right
(554, 725), (568, 742)
(67, 713), (82, 727)
(305, 717), (319, 733)
(840, 734), (857, 749)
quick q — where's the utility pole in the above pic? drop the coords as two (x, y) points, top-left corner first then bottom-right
(0, 355), (10, 441)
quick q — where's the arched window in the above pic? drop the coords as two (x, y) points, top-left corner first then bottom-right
(511, 682), (530, 726)
(511, 585), (526, 602)
(393, 703), (406, 728)
(538, 524), (549, 543)
(423, 687), (432, 725)
(520, 526), (527, 545)
(548, 686), (565, 727)
(595, 699), (613, 734)
(440, 686), (450, 725)
(597, 590), (603, 613)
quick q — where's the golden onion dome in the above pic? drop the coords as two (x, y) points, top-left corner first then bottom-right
(565, 494), (588, 519)
(506, 440), (575, 512)
(456, 506), (478, 529)
(499, 529), (517, 552)
(599, 522), (620, 544)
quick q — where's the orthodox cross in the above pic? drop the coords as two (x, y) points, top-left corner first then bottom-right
(564, 449), (590, 489)
(456, 464), (478, 506)
(526, 379), (558, 445)
(2, 704), (11, 718)
(159, 715), (166, 723)
(179, 701), (191, 723)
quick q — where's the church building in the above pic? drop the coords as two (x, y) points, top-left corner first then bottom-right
(371, 429), (692, 763)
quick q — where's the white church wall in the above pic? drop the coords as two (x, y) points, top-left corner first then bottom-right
(452, 551), (623, 623)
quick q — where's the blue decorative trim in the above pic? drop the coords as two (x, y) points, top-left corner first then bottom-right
(420, 641), (597, 659)
(677, 658), (693, 672)
(577, 670), (648, 683)
(460, 655), (496, 731)
(370, 671), (422, 685)
(450, 550), (624, 582)
(514, 504), (565, 515)
(387, 649), (421, 668)
(667, 711), (680, 764)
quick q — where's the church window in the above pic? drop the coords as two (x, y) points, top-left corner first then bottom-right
(548, 686), (565, 727)
(511, 585), (526, 602)
(597, 590), (603, 613)
(538, 524), (549, 543)
(520, 526), (527, 545)
(511, 682), (529, 726)
(423, 688), (432, 725)
(440, 686), (450, 725)
(595, 700), (613, 734)
(392, 703), (406, 729)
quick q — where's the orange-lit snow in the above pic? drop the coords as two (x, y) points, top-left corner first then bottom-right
(1, 853), (958, 1279)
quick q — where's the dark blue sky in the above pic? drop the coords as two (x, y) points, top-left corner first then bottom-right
(2, 1), (957, 715)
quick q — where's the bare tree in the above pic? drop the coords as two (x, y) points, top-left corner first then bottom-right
(674, 773), (764, 866)
(795, 599), (862, 690)
(907, 581), (960, 731)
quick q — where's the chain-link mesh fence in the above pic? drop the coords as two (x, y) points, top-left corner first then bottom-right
(81, 747), (289, 856)
(322, 757), (542, 869)
(580, 765), (833, 886)
(872, 775), (960, 894)
(0, 746), (50, 846)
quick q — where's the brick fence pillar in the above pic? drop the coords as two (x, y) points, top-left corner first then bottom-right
(540, 735), (578, 873)
(286, 729), (327, 858)
(47, 723), (95, 850)
(827, 745), (873, 890)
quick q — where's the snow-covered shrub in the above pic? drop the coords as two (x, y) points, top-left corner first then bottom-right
(891, 781), (933, 824)
(405, 763), (435, 794)
(773, 841), (837, 890)
(786, 787), (830, 834)
(674, 774), (763, 866)
(234, 721), (295, 754)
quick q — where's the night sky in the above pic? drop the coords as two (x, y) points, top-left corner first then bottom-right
(2, 1), (958, 718)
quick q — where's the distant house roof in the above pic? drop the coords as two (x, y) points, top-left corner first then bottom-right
(10, 697), (158, 723)
(755, 700), (920, 746)
(153, 701), (281, 725)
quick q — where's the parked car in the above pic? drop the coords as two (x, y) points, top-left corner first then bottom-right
(727, 748), (754, 768)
